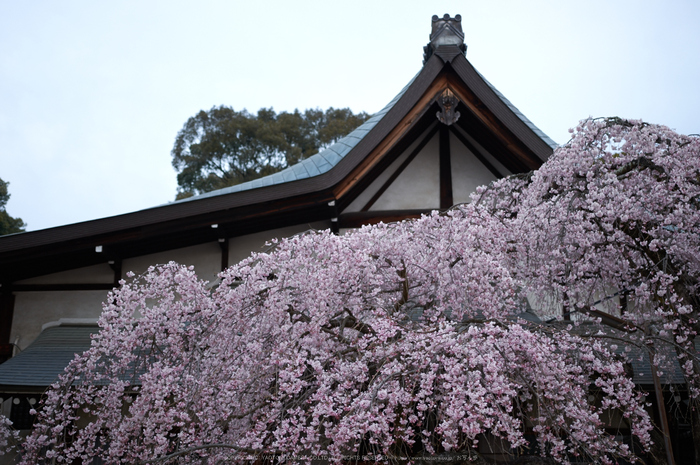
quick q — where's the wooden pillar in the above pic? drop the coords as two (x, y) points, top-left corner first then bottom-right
(0, 286), (15, 362)
(109, 259), (122, 287)
(329, 200), (339, 235)
(620, 290), (628, 315)
(219, 238), (229, 271)
(648, 341), (676, 465)
(439, 124), (453, 209)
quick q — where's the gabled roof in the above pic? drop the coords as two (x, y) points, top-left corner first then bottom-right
(0, 24), (556, 283)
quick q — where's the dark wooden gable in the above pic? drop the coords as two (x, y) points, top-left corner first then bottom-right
(331, 50), (552, 228)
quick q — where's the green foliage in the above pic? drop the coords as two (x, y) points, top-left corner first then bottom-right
(171, 106), (370, 199)
(0, 178), (26, 235)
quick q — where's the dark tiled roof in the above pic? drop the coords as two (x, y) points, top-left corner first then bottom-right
(1, 323), (691, 389)
(0, 50), (556, 284)
(0, 325), (98, 388)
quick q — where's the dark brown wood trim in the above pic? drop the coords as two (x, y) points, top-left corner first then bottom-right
(11, 283), (116, 292)
(562, 290), (571, 321)
(650, 354), (677, 464)
(0, 386), (47, 394)
(620, 290), (628, 315)
(444, 72), (542, 172)
(328, 200), (339, 235)
(361, 125), (439, 212)
(333, 70), (449, 201)
(337, 109), (438, 214)
(0, 344), (12, 364)
(449, 126), (504, 179)
(439, 124), (453, 209)
(447, 82), (532, 173)
(0, 289), (15, 345)
(338, 209), (434, 229)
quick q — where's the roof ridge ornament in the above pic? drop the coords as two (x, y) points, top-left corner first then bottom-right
(423, 14), (467, 65)
(436, 88), (461, 126)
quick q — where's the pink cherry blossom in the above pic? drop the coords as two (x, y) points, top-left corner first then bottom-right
(6, 117), (698, 463)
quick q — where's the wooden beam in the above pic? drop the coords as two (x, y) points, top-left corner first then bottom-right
(361, 125), (439, 212)
(333, 74), (451, 200)
(329, 200), (340, 235)
(650, 350), (677, 465)
(439, 124), (453, 209)
(109, 259), (122, 287)
(455, 107), (530, 174)
(338, 111), (437, 213)
(338, 209), (434, 229)
(444, 70), (545, 169)
(11, 283), (116, 292)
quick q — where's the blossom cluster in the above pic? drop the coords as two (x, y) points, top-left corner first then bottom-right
(486, 118), (700, 394)
(5, 118), (699, 463)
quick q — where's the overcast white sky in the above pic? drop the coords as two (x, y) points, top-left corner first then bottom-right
(1, 0), (698, 232)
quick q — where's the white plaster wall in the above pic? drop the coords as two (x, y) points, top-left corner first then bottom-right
(452, 126), (512, 178)
(9, 244), (221, 350)
(228, 221), (332, 265)
(369, 134), (440, 211)
(342, 124), (513, 213)
(342, 125), (436, 213)
(123, 242), (222, 285)
(9, 222), (335, 350)
(10, 291), (108, 350)
(525, 288), (622, 322)
(14, 263), (114, 285)
(450, 132), (499, 205)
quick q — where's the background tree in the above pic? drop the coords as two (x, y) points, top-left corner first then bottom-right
(172, 107), (369, 200)
(0, 177), (26, 235)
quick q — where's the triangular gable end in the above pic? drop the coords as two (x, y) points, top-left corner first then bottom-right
(323, 15), (554, 228)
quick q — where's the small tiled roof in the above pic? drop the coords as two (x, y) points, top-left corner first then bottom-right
(1, 322), (691, 389)
(0, 325), (98, 388)
(176, 78), (416, 204)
